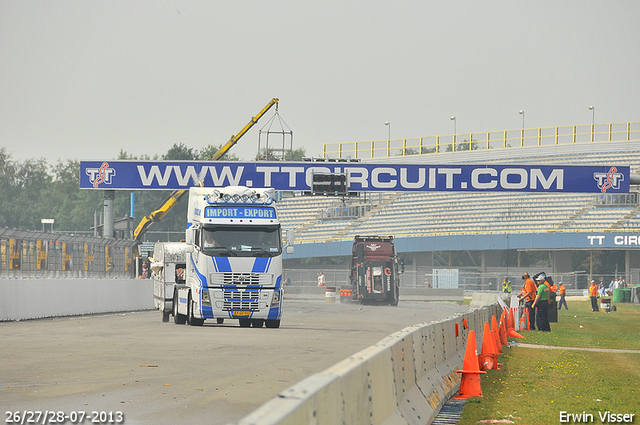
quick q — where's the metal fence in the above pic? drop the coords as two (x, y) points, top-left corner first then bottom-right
(281, 268), (637, 292)
(5, 224), (635, 288)
(139, 230), (185, 243)
(323, 121), (640, 159)
(0, 228), (138, 279)
(280, 269), (448, 289)
(422, 270), (636, 291)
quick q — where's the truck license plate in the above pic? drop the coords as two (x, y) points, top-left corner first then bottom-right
(233, 311), (251, 316)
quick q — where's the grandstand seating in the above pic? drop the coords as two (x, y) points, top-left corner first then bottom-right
(278, 141), (640, 244)
(277, 196), (336, 235)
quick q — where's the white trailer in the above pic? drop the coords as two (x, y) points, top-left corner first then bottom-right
(151, 242), (187, 322)
(159, 186), (293, 328)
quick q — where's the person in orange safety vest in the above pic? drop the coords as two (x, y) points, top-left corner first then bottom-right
(589, 280), (599, 312)
(557, 281), (568, 310)
(518, 272), (538, 331)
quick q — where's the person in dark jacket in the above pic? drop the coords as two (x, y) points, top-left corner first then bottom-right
(532, 274), (551, 332)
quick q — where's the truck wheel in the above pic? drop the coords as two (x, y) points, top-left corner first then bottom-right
(239, 319), (251, 327)
(173, 292), (186, 325)
(187, 293), (204, 326)
(161, 310), (170, 322)
(251, 319), (264, 328)
(216, 318), (224, 324)
(265, 320), (280, 328)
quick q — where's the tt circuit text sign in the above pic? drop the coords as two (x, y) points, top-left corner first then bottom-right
(80, 161), (629, 194)
(587, 234), (640, 248)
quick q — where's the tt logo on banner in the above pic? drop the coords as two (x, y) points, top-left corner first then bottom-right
(86, 162), (117, 188)
(593, 167), (624, 193)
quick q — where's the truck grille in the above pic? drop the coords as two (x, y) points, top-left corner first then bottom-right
(223, 301), (259, 311)
(223, 291), (258, 300)
(222, 290), (260, 311)
(209, 272), (272, 286)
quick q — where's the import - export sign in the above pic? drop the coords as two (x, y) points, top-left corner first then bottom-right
(80, 161), (630, 194)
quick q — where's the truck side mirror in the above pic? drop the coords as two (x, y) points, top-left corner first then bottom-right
(186, 227), (196, 246)
(356, 244), (364, 262)
(284, 229), (294, 254)
(286, 229), (294, 247)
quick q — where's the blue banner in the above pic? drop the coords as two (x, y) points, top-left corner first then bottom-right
(80, 161), (630, 193)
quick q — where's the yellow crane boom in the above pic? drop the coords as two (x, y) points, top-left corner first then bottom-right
(133, 98), (280, 241)
(132, 190), (186, 242)
(210, 98), (279, 160)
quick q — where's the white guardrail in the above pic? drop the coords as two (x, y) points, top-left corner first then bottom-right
(0, 278), (154, 321)
(233, 293), (502, 425)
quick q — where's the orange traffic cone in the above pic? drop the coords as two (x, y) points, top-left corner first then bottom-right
(519, 309), (527, 330)
(498, 311), (507, 347)
(478, 322), (499, 370)
(491, 315), (502, 354)
(507, 308), (525, 339)
(455, 330), (487, 399)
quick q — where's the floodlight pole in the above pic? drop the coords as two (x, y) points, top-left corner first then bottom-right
(519, 110), (525, 147)
(450, 116), (456, 151)
(589, 105), (595, 142)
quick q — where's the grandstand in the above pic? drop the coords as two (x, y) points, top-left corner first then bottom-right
(279, 136), (640, 289)
(279, 140), (640, 244)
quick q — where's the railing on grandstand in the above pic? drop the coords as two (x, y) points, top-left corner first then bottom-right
(323, 122), (640, 159)
(0, 228), (138, 279)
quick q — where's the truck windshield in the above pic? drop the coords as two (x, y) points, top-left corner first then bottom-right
(201, 225), (282, 257)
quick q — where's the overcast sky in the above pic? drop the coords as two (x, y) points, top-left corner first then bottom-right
(1, 1), (638, 163)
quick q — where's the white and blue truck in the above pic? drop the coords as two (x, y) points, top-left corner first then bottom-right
(152, 185), (293, 328)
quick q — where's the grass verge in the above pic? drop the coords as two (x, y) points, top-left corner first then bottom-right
(520, 299), (640, 350)
(458, 300), (640, 424)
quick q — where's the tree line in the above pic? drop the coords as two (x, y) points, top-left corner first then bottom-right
(0, 143), (306, 237)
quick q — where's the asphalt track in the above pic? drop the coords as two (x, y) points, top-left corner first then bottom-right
(1, 297), (468, 425)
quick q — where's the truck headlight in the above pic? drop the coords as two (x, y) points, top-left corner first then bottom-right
(272, 291), (281, 305)
(202, 290), (211, 305)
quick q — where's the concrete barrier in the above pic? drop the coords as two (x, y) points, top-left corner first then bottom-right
(0, 278), (154, 321)
(469, 291), (508, 307)
(236, 299), (501, 425)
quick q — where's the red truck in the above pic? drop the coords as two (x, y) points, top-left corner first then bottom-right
(345, 236), (403, 305)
